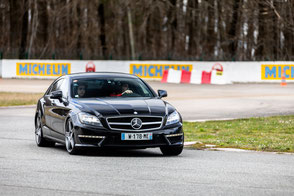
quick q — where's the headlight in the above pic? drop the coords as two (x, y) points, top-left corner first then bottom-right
(78, 112), (102, 126)
(166, 111), (180, 125)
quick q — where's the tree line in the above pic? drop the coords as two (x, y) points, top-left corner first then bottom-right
(0, 0), (294, 61)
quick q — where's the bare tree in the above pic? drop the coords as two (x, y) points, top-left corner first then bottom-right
(1, 0), (294, 60)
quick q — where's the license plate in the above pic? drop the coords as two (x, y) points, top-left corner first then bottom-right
(121, 133), (153, 140)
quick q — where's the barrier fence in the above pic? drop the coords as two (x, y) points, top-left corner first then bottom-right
(1, 59), (294, 84)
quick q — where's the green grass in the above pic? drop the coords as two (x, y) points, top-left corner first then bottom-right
(183, 116), (294, 153)
(0, 92), (43, 106)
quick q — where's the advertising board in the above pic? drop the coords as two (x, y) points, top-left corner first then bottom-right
(16, 62), (71, 76)
(0, 60), (293, 83)
(261, 64), (294, 80)
(130, 63), (193, 79)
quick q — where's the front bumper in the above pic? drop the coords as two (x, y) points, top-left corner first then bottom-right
(73, 124), (184, 148)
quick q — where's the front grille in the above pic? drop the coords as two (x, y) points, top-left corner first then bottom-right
(106, 116), (163, 131)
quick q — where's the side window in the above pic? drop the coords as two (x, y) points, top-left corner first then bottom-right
(60, 79), (68, 98)
(49, 79), (64, 94)
(45, 85), (53, 95)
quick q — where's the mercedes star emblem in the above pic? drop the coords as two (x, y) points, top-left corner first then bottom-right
(131, 118), (142, 130)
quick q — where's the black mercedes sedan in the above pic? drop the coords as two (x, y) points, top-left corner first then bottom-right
(35, 72), (184, 155)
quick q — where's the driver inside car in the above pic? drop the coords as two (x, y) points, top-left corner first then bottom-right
(76, 82), (87, 98)
(110, 83), (133, 97)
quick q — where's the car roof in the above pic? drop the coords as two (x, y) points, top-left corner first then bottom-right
(66, 72), (139, 79)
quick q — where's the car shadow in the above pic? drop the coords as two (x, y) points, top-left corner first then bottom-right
(53, 143), (164, 157)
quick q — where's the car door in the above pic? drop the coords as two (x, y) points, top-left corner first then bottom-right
(43, 81), (59, 133)
(41, 84), (54, 136)
(44, 78), (70, 140)
(50, 79), (70, 140)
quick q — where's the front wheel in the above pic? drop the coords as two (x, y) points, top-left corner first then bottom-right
(160, 145), (183, 156)
(35, 112), (55, 147)
(65, 119), (81, 155)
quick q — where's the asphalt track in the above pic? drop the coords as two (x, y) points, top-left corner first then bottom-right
(0, 107), (294, 195)
(1, 79), (294, 120)
(0, 79), (294, 195)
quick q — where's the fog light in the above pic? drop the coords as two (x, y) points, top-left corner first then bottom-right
(166, 133), (183, 137)
(78, 135), (105, 139)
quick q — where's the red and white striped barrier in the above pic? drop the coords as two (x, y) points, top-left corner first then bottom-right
(190, 70), (202, 84)
(167, 68), (182, 83)
(161, 69), (195, 83)
(161, 64), (231, 84)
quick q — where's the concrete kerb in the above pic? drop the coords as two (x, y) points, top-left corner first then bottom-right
(184, 142), (294, 155)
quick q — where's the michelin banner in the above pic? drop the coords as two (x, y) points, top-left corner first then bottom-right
(16, 62), (71, 76)
(130, 63), (193, 78)
(1, 60), (128, 79)
(1, 59), (294, 83)
(261, 64), (294, 80)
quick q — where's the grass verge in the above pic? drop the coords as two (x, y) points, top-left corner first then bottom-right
(0, 92), (43, 106)
(183, 116), (294, 153)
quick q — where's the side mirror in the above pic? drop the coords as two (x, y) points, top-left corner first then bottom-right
(50, 90), (63, 99)
(158, 90), (167, 98)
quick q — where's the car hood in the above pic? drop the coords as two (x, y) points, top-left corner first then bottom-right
(72, 98), (171, 117)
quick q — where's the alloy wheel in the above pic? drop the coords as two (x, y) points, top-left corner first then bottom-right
(35, 113), (42, 145)
(65, 120), (75, 153)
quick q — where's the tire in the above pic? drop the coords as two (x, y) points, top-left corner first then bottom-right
(160, 145), (183, 156)
(65, 118), (81, 155)
(35, 111), (55, 147)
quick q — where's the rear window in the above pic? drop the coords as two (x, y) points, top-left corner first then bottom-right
(71, 77), (154, 98)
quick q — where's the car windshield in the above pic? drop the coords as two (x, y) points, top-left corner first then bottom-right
(71, 77), (154, 98)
